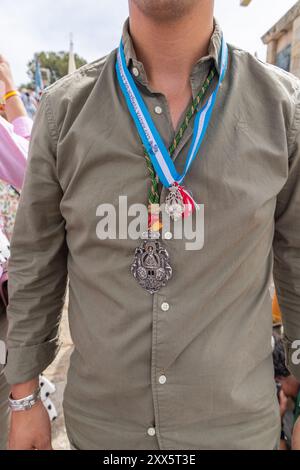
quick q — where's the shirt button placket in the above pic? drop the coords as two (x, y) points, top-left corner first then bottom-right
(151, 293), (171, 449)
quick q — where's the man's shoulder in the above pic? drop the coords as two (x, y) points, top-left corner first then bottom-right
(39, 50), (117, 133)
(46, 54), (110, 95)
(42, 51), (116, 110)
(229, 44), (300, 102)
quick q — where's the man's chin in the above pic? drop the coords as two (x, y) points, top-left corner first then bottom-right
(130, 0), (201, 22)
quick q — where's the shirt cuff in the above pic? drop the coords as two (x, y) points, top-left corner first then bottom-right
(283, 335), (300, 382)
(4, 337), (61, 385)
(11, 116), (33, 141)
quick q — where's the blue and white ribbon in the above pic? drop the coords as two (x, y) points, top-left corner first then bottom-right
(116, 36), (228, 189)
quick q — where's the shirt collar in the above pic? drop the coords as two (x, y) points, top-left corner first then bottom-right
(121, 18), (223, 86)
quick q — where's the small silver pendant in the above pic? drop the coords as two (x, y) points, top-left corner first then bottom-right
(131, 239), (173, 294)
(165, 184), (185, 221)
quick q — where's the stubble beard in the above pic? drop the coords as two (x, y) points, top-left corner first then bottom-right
(130, 0), (204, 22)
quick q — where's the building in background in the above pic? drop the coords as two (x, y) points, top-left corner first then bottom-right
(262, 1), (300, 77)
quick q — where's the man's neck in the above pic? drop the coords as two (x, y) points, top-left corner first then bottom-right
(129, 1), (214, 88)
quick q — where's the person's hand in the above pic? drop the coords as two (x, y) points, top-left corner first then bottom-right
(278, 389), (288, 419)
(8, 401), (53, 450)
(0, 55), (15, 93)
(292, 416), (300, 450)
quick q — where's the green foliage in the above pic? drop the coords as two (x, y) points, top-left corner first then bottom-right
(27, 51), (87, 86)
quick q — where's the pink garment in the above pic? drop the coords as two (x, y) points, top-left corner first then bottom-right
(0, 115), (32, 190)
(0, 115), (32, 281)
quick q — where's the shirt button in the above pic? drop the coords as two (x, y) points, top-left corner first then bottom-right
(154, 106), (163, 115)
(132, 67), (139, 77)
(147, 427), (156, 437)
(161, 302), (170, 312)
(164, 232), (173, 240)
(159, 375), (167, 385)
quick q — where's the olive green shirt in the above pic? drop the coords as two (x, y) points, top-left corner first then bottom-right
(4, 21), (300, 450)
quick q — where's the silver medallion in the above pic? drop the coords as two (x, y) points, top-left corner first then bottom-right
(165, 184), (185, 221)
(131, 239), (173, 294)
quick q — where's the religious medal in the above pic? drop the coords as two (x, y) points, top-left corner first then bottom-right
(132, 204), (172, 294)
(131, 239), (172, 294)
(165, 184), (185, 221)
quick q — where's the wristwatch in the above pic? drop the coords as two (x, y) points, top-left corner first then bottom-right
(8, 388), (41, 412)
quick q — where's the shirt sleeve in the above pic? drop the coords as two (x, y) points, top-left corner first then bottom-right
(12, 115), (33, 140)
(4, 92), (68, 385)
(273, 86), (300, 381)
(0, 116), (28, 190)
